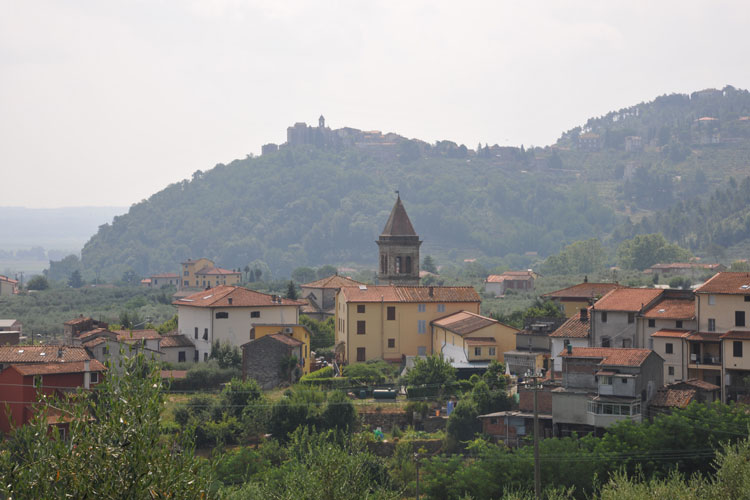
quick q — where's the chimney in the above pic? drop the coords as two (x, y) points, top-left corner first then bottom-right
(429, 286), (434, 298)
(580, 308), (588, 321)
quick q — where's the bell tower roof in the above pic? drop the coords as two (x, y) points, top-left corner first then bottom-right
(381, 195), (417, 236)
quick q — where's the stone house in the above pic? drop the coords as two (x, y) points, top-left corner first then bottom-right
(241, 334), (304, 389)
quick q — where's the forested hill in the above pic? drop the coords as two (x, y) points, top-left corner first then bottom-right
(76, 86), (750, 281)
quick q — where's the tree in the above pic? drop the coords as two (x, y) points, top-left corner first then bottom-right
(68, 269), (84, 288)
(316, 265), (338, 280)
(617, 233), (692, 271)
(210, 340), (242, 369)
(422, 255), (438, 274)
(300, 315), (335, 350)
(403, 355), (456, 387)
(286, 280), (298, 300)
(26, 275), (49, 290)
(292, 267), (317, 284)
(540, 238), (607, 275)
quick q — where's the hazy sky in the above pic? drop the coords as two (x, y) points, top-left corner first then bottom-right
(2, 1), (749, 208)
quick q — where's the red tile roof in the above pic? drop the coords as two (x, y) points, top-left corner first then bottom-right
(643, 298), (696, 320)
(77, 328), (111, 341)
(0, 346), (91, 364)
(721, 330), (750, 340)
(560, 347), (653, 367)
(549, 313), (590, 338)
(465, 337), (497, 346)
(113, 329), (162, 341)
(174, 285), (303, 308)
(160, 335), (195, 348)
(651, 329), (692, 339)
(688, 332), (723, 342)
(542, 282), (623, 300)
(486, 271), (535, 283)
(695, 272), (750, 295)
(301, 275), (364, 289)
(677, 379), (720, 391)
(650, 388), (696, 408)
(82, 337), (108, 348)
(64, 316), (93, 326)
(339, 285), (480, 304)
(431, 311), (512, 336)
(195, 266), (241, 276)
(267, 333), (303, 347)
(593, 288), (663, 312)
(12, 359), (106, 376)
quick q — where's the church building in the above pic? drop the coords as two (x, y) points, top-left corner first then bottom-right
(376, 195), (421, 286)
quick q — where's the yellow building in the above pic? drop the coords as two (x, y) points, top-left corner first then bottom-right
(542, 282), (623, 318)
(335, 285), (481, 364)
(180, 258), (242, 290)
(252, 324), (312, 374)
(431, 311), (518, 366)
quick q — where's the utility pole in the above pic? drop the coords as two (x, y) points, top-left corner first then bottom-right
(414, 452), (421, 499)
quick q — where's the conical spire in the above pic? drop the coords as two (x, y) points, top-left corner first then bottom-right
(381, 195), (416, 236)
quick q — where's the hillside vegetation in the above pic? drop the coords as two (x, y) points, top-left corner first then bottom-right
(75, 86), (750, 281)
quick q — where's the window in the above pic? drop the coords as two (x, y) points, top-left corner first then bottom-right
(357, 304), (365, 313)
(204, 352), (208, 361)
(437, 304), (446, 313)
(250, 311), (260, 318)
(178, 351), (186, 363)
(676, 320), (683, 329)
(405, 256), (412, 274)
(381, 254), (387, 274)
(708, 295), (716, 305)
(215, 312), (228, 319)
(668, 366), (675, 376)
(417, 346), (426, 356)
(194, 351), (199, 362)
(395, 256), (402, 274)
(102, 346), (109, 355)
(250, 328), (255, 340)
(356, 347), (366, 362)
(708, 318), (716, 332)
(648, 319), (656, 328)
(601, 312), (608, 323)
(183, 280), (188, 286)
(474, 347), (482, 356)
(357, 321), (366, 335)
(489, 347), (496, 356)
(621, 377), (628, 384)
(599, 375), (612, 385)
(601, 337), (611, 348)
(745, 296), (750, 302)
(665, 343), (673, 354)
(203, 328), (208, 340)
(90, 372), (99, 384)
(622, 339), (632, 348)
(184, 270), (189, 276)
(627, 312), (635, 324)
(736, 311), (746, 327)
(194, 327), (198, 339)
(418, 320), (426, 334)
(387, 338), (395, 348)
(734, 341), (743, 358)
(387, 306), (396, 320)
(418, 304), (426, 312)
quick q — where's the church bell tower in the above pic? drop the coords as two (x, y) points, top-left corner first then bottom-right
(376, 194), (421, 286)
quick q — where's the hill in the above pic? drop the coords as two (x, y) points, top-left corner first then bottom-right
(75, 87), (750, 281)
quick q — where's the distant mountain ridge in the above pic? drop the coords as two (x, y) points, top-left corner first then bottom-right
(74, 86), (750, 281)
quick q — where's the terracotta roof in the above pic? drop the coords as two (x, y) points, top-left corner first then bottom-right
(301, 275), (364, 289)
(77, 328), (111, 341)
(195, 266), (240, 276)
(160, 335), (195, 348)
(695, 272), (750, 295)
(677, 379), (720, 391)
(592, 288), (663, 312)
(64, 316), (92, 326)
(266, 333), (303, 347)
(721, 330), (750, 340)
(560, 347), (653, 367)
(651, 329), (692, 339)
(174, 285), (303, 308)
(140, 279), (151, 284)
(381, 196), (417, 236)
(465, 337), (497, 346)
(113, 330), (161, 341)
(12, 359), (106, 376)
(650, 388), (696, 408)
(688, 332), (722, 342)
(486, 271), (535, 283)
(340, 285), (479, 304)
(650, 263), (722, 270)
(643, 298), (696, 320)
(542, 282), (623, 300)
(0, 275), (18, 284)
(82, 337), (108, 348)
(0, 346), (91, 364)
(549, 312), (590, 338)
(431, 311), (510, 336)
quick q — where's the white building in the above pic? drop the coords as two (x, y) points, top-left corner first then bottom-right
(173, 285), (302, 361)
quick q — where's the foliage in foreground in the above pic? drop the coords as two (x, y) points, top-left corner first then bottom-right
(0, 354), (211, 499)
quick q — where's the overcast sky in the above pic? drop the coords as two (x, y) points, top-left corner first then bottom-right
(2, 1), (749, 208)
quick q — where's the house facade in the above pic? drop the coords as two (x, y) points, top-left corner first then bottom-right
(335, 285), (480, 363)
(431, 311), (518, 369)
(484, 270), (537, 297)
(0, 275), (18, 296)
(174, 285), (301, 361)
(252, 324), (312, 374)
(300, 275), (363, 321)
(590, 288), (663, 349)
(542, 282), (623, 318)
(242, 334), (304, 389)
(549, 309), (591, 371)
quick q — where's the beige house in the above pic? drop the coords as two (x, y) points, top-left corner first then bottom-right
(650, 329), (691, 384)
(590, 287), (663, 349)
(0, 276), (18, 296)
(335, 285), (480, 363)
(484, 270), (538, 297)
(173, 285), (302, 362)
(431, 311), (518, 368)
(639, 290), (696, 348)
(542, 282), (623, 318)
(549, 309), (591, 371)
(159, 334), (196, 364)
(180, 258), (241, 290)
(300, 275), (363, 321)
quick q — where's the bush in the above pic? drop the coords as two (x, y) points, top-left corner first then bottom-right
(169, 360), (240, 391)
(300, 365), (334, 380)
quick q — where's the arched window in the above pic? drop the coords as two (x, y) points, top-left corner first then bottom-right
(405, 256), (412, 274)
(381, 254), (387, 274)
(395, 256), (402, 274)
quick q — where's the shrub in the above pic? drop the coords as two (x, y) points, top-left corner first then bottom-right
(169, 360), (240, 391)
(300, 366), (334, 380)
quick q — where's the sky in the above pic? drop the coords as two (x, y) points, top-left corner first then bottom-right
(2, 0), (749, 208)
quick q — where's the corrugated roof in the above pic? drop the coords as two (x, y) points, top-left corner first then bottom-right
(643, 297), (696, 320)
(381, 196), (417, 236)
(0, 346), (91, 364)
(593, 288), (663, 312)
(431, 311), (508, 336)
(174, 285), (303, 308)
(549, 312), (590, 338)
(339, 285), (480, 304)
(651, 329), (692, 339)
(301, 275), (364, 289)
(542, 282), (623, 300)
(13, 359), (106, 376)
(695, 272), (750, 295)
(560, 347), (653, 367)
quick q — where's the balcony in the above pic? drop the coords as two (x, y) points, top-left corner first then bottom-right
(688, 353), (721, 370)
